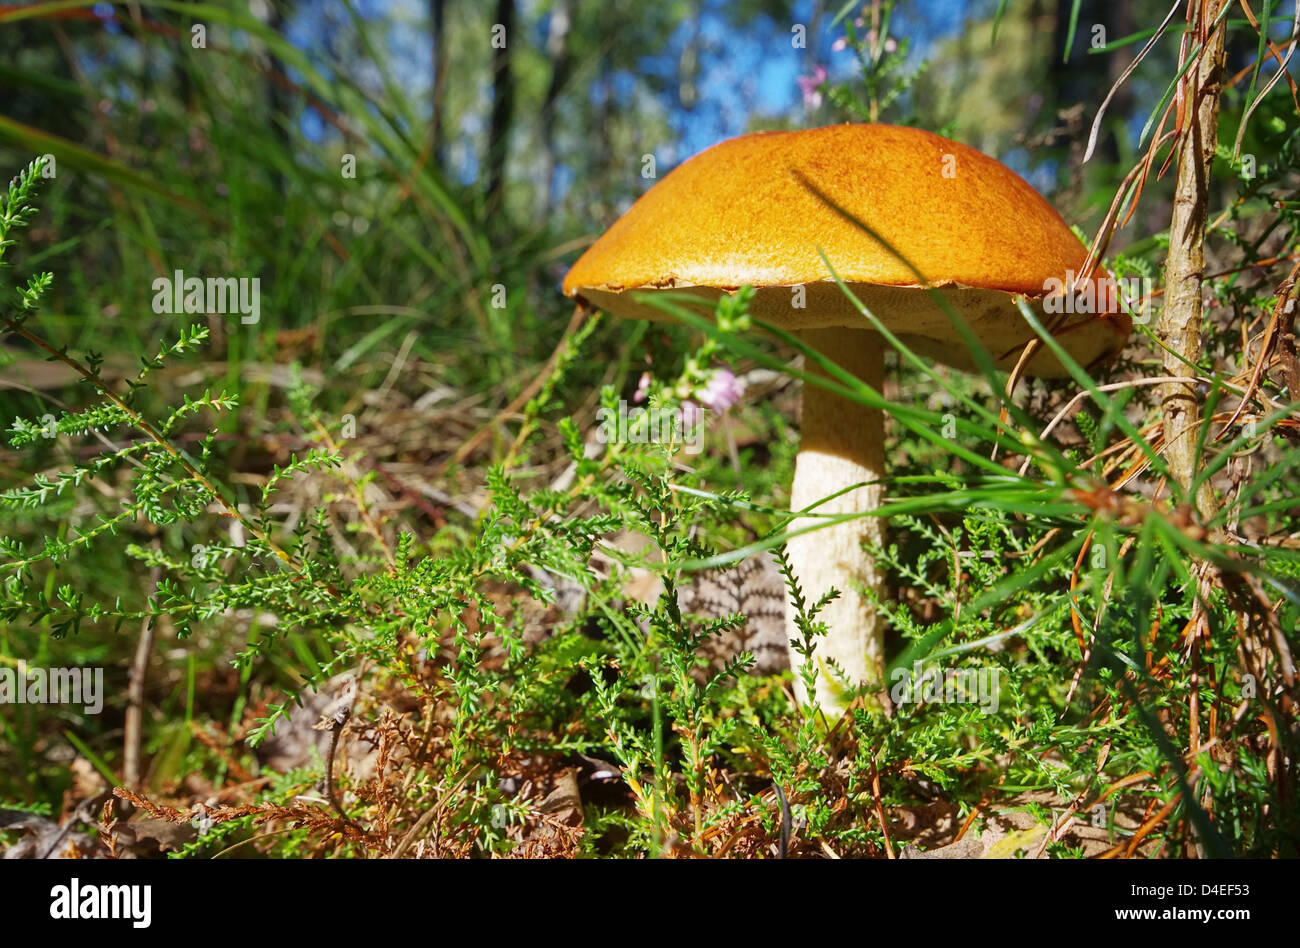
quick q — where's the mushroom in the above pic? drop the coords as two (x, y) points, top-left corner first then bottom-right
(562, 124), (1130, 712)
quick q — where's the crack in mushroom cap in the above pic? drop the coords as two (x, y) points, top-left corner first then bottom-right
(563, 123), (1131, 377)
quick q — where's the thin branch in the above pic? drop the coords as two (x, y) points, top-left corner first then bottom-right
(0, 315), (295, 566)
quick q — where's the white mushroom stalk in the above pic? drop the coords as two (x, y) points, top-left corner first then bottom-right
(785, 327), (886, 711)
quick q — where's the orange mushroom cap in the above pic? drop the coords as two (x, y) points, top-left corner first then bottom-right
(563, 123), (1130, 377)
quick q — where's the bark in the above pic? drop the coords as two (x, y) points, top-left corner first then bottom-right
(1158, 0), (1228, 521)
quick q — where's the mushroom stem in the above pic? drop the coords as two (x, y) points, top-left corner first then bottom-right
(785, 327), (887, 711)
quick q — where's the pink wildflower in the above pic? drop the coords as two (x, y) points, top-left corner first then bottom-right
(797, 65), (827, 108)
(696, 367), (744, 413)
(633, 371), (652, 403)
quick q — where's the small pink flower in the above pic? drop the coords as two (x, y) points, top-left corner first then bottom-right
(797, 65), (827, 108)
(633, 371), (652, 403)
(831, 36), (847, 53)
(696, 367), (744, 413)
(862, 30), (897, 53)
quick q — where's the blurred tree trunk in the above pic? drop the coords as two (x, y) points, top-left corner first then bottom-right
(539, 0), (572, 216)
(678, 0), (700, 111)
(486, 0), (515, 217)
(589, 2), (613, 224)
(263, 0), (293, 200)
(430, 0), (448, 171)
(1047, 0), (1123, 121)
(805, 0), (823, 69)
(1158, 0), (1228, 522)
(1102, 0), (1135, 159)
